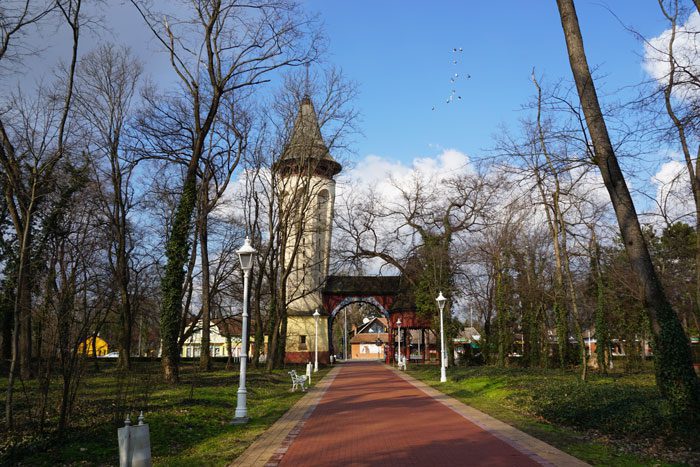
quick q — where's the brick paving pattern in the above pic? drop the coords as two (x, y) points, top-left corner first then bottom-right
(232, 367), (341, 467)
(276, 362), (545, 466)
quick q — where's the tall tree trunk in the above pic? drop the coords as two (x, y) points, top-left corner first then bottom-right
(556, 0), (700, 412)
(116, 228), (132, 370)
(17, 241), (33, 380)
(199, 183), (212, 371)
(495, 266), (508, 367)
(160, 165), (198, 383)
(6, 198), (36, 429)
(249, 237), (272, 369)
(590, 229), (609, 373)
(114, 153), (132, 371)
(532, 77), (570, 369)
(250, 271), (264, 368)
(266, 312), (281, 372)
(0, 294), (10, 364)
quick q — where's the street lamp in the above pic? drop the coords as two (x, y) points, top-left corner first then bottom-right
(344, 308), (348, 361)
(396, 318), (402, 367)
(436, 292), (447, 383)
(232, 237), (256, 424)
(313, 309), (320, 372)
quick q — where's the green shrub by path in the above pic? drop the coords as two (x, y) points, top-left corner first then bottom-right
(407, 365), (699, 466)
(0, 361), (330, 466)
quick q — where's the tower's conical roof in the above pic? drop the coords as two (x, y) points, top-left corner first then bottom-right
(277, 95), (342, 177)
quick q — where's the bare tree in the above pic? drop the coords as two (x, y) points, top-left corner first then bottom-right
(335, 165), (501, 365)
(196, 93), (251, 370)
(556, 0), (699, 412)
(130, 0), (321, 382)
(1, 0), (83, 428)
(644, 0), (700, 337)
(74, 44), (142, 370)
(0, 1), (56, 73)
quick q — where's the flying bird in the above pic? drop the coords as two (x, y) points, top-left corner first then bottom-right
(433, 47), (470, 110)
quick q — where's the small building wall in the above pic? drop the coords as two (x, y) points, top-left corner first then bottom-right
(286, 315), (330, 364)
(351, 343), (384, 360)
(182, 342), (233, 358)
(78, 336), (109, 356)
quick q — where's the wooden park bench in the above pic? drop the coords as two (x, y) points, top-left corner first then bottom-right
(288, 370), (307, 392)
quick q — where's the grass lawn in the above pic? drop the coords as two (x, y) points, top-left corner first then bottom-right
(1, 360), (329, 466)
(406, 365), (699, 466)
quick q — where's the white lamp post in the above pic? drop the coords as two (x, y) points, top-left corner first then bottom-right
(436, 292), (447, 383)
(313, 309), (320, 372)
(396, 318), (402, 367)
(232, 237), (256, 424)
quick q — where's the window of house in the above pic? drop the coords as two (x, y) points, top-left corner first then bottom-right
(300, 335), (307, 349)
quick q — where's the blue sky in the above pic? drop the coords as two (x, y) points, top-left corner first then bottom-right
(303, 1), (670, 164)
(7, 1), (679, 171)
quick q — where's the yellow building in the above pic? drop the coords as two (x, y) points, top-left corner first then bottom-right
(286, 313), (330, 363)
(78, 336), (109, 356)
(180, 318), (269, 360)
(181, 318), (241, 358)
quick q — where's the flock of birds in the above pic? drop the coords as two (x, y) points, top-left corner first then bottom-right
(432, 47), (471, 111)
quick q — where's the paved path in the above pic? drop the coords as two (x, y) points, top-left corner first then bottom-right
(234, 362), (588, 466)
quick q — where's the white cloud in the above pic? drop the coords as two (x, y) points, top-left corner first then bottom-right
(334, 149), (473, 274)
(650, 159), (693, 224)
(337, 148), (471, 201)
(643, 11), (700, 100)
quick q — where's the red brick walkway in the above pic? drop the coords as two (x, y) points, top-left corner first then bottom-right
(277, 362), (543, 466)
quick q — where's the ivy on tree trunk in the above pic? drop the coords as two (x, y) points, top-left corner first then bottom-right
(160, 169), (198, 384)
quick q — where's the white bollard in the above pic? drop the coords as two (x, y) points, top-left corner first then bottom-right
(118, 411), (152, 467)
(306, 362), (312, 385)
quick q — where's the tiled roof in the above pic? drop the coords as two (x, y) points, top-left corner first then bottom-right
(276, 96), (341, 177)
(214, 317), (243, 337)
(350, 333), (388, 344)
(356, 317), (388, 334)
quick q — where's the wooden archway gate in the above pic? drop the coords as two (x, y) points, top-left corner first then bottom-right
(321, 275), (432, 363)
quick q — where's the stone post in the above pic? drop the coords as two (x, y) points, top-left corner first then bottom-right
(118, 411), (152, 467)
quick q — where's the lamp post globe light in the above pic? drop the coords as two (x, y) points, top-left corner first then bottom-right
(313, 309), (320, 372)
(436, 292), (447, 383)
(232, 237), (256, 424)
